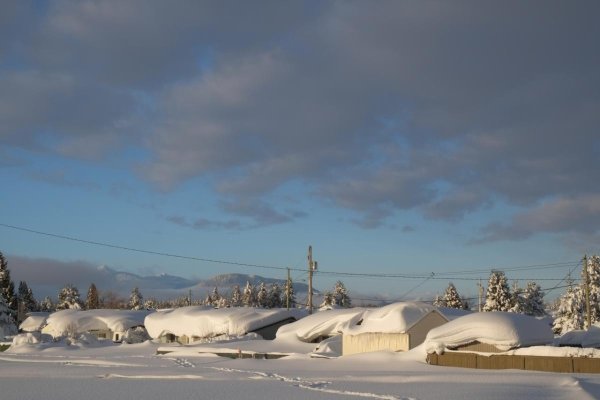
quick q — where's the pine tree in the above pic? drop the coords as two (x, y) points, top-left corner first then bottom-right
(521, 281), (545, 316)
(320, 292), (334, 308)
(553, 279), (584, 335)
(256, 282), (268, 308)
(586, 255), (600, 323)
(144, 298), (158, 310)
(283, 277), (296, 308)
(39, 296), (54, 312)
(210, 286), (221, 307)
(0, 252), (17, 317)
(433, 294), (444, 307)
(0, 294), (17, 338)
(268, 283), (282, 308)
(483, 270), (512, 312)
(509, 281), (526, 314)
(17, 281), (37, 314)
(332, 281), (351, 307)
(442, 283), (465, 309)
(242, 281), (255, 307)
(86, 283), (99, 310)
(128, 287), (144, 310)
(230, 285), (242, 307)
(56, 284), (82, 310)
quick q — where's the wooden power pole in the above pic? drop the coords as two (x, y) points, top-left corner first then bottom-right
(584, 254), (592, 329)
(286, 267), (291, 311)
(307, 246), (317, 314)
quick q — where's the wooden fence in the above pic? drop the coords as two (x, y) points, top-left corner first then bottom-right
(427, 352), (600, 373)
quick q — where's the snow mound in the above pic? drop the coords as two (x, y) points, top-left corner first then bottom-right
(42, 309), (151, 338)
(144, 306), (302, 339)
(424, 311), (554, 353)
(12, 332), (42, 346)
(557, 325), (600, 348)
(276, 308), (366, 342)
(345, 302), (444, 334)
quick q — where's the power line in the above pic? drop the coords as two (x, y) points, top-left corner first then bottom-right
(0, 222), (304, 273)
(0, 222), (586, 282)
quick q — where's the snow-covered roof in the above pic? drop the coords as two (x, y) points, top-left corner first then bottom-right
(144, 306), (303, 339)
(557, 325), (600, 348)
(436, 307), (472, 321)
(346, 302), (447, 335)
(19, 312), (50, 332)
(424, 311), (554, 353)
(42, 309), (152, 337)
(276, 308), (366, 342)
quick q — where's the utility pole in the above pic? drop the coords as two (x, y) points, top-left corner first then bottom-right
(188, 289), (192, 306)
(478, 279), (483, 312)
(286, 267), (291, 311)
(584, 254), (591, 329)
(307, 246), (317, 314)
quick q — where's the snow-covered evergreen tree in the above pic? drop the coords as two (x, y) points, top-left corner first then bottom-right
(509, 281), (526, 314)
(230, 285), (242, 307)
(39, 296), (54, 312)
(56, 284), (82, 310)
(0, 294), (17, 339)
(144, 298), (158, 310)
(86, 283), (99, 310)
(483, 270), (512, 312)
(210, 286), (221, 307)
(17, 281), (37, 314)
(442, 283), (465, 309)
(128, 287), (144, 310)
(283, 277), (296, 308)
(268, 283), (282, 308)
(332, 281), (351, 307)
(553, 279), (584, 335)
(256, 282), (268, 308)
(319, 292), (334, 309)
(433, 294), (444, 307)
(0, 252), (17, 317)
(242, 281), (255, 307)
(521, 281), (545, 316)
(586, 255), (600, 323)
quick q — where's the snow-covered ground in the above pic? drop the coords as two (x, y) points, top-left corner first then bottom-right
(1, 339), (600, 400)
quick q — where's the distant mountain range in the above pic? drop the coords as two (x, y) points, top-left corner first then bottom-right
(94, 266), (312, 297)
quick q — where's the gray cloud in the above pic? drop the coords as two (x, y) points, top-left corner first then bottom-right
(2, 1), (599, 236)
(476, 194), (600, 243)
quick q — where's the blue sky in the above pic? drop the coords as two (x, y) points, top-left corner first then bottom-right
(1, 1), (599, 302)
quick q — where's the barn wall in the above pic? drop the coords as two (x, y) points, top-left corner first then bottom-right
(342, 333), (410, 355)
(406, 312), (448, 349)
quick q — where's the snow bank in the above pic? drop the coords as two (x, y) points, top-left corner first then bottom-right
(144, 306), (303, 339)
(42, 309), (152, 338)
(19, 312), (50, 332)
(557, 325), (600, 348)
(345, 302), (444, 334)
(276, 308), (366, 342)
(424, 312), (554, 353)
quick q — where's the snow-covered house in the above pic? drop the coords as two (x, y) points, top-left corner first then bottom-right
(41, 309), (152, 342)
(277, 308), (367, 343)
(342, 302), (449, 355)
(19, 312), (50, 333)
(144, 306), (301, 344)
(424, 311), (554, 354)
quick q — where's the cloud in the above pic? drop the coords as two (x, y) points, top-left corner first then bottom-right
(8, 255), (113, 298)
(2, 1), (600, 238)
(476, 194), (600, 243)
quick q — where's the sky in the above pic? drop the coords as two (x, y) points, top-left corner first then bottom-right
(1, 0), (599, 302)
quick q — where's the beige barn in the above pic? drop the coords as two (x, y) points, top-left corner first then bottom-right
(343, 302), (448, 355)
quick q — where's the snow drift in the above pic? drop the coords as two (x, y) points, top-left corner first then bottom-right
(424, 311), (554, 354)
